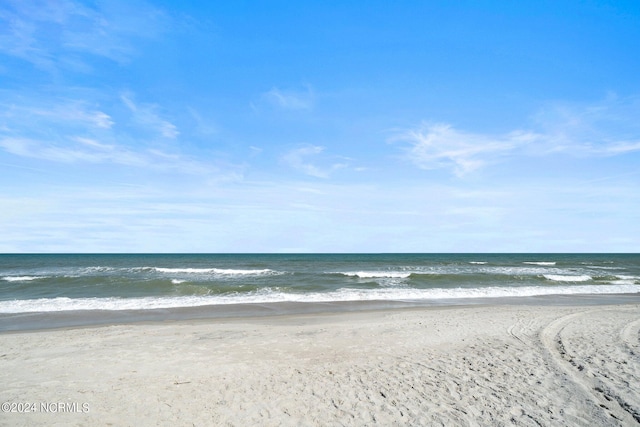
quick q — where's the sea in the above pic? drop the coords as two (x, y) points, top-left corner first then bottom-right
(1, 253), (639, 330)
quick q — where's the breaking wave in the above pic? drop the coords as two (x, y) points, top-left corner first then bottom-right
(1, 282), (638, 313)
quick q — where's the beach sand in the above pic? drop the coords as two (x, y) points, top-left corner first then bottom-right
(1, 303), (639, 426)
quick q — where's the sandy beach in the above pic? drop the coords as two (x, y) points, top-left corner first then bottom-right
(1, 303), (639, 426)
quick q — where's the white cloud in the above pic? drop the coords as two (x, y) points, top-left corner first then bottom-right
(395, 95), (640, 176)
(121, 93), (179, 139)
(282, 145), (328, 178)
(0, 0), (168, 73)
(393, 123), (537, 176)
(187, 107), (218, 136)
(529, 95), (640, 156)
(75, 137), (115, 150)
(91, 111), (115, 129)
(0, 99), (113, 130)
(0, 135), (214, 175)
(601, 141), (640, 155)
(1, 135), (134, 165)
(281, 145), (348, 178)
(0, 95), (210, 175)
(261, 86), (315, 110)
(0, 137), (33, 157)
(249, 146), (263, 156)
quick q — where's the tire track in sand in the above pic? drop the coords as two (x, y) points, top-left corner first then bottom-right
(621, 318), (640, 355)
(540, 308), (640, 425)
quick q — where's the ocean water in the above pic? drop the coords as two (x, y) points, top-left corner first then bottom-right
(1, 253), (639, 314)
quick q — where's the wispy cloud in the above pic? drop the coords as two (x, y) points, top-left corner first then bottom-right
(529, 94), (640, 156)
(0, 135), (210, 174)
(599, 141), (640, 155)
(121, 93), (179, 139)
(281, 145), (348, 178)
(393, 123), (537, 176)
(394, 95), (640, 176)
(258, 86), (315, 111)
(1, 99), (114, 130)
(0, 0), (168, 70)
(187, 107), (218, 136)
(0, 94), (209, 175)
(0, 97), (115, 141)
(0, 136), (141, 165)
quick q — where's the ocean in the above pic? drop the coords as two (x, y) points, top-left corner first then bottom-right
(1, 254), (639, 317)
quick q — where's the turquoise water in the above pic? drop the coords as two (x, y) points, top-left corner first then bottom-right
(0, 254), (639, 313)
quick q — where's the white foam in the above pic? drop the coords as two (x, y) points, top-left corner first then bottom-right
(340, 271), (412, 279)
(1, 276), (44, 282)
(83, 266), (116, 273)
(478, 266), (555, 276)
(616, 275), (639, 280)
(609, 279), (638, 285)
(469, 262), (487, 265)
(1, 283), (638, 313)
(151, 267), (277, 276)
(609, 275), (639, 285)
(524, 262), (556, 266)
(171, 279), (187, 284)
(543, 274), (592, 282)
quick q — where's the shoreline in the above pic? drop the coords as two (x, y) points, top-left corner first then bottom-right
(1, 292), (640, 332)
(1, 301), (639, 425)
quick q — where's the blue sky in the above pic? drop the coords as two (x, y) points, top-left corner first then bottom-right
(1, 0), (639, 252)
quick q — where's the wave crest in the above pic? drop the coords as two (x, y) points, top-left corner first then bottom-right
(340, 271), (411, 279)
(543, 274), (592, 282)
(1, 282), (638, 313)
(151, 267), (278, 276)
(1, 276), (44, 282)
